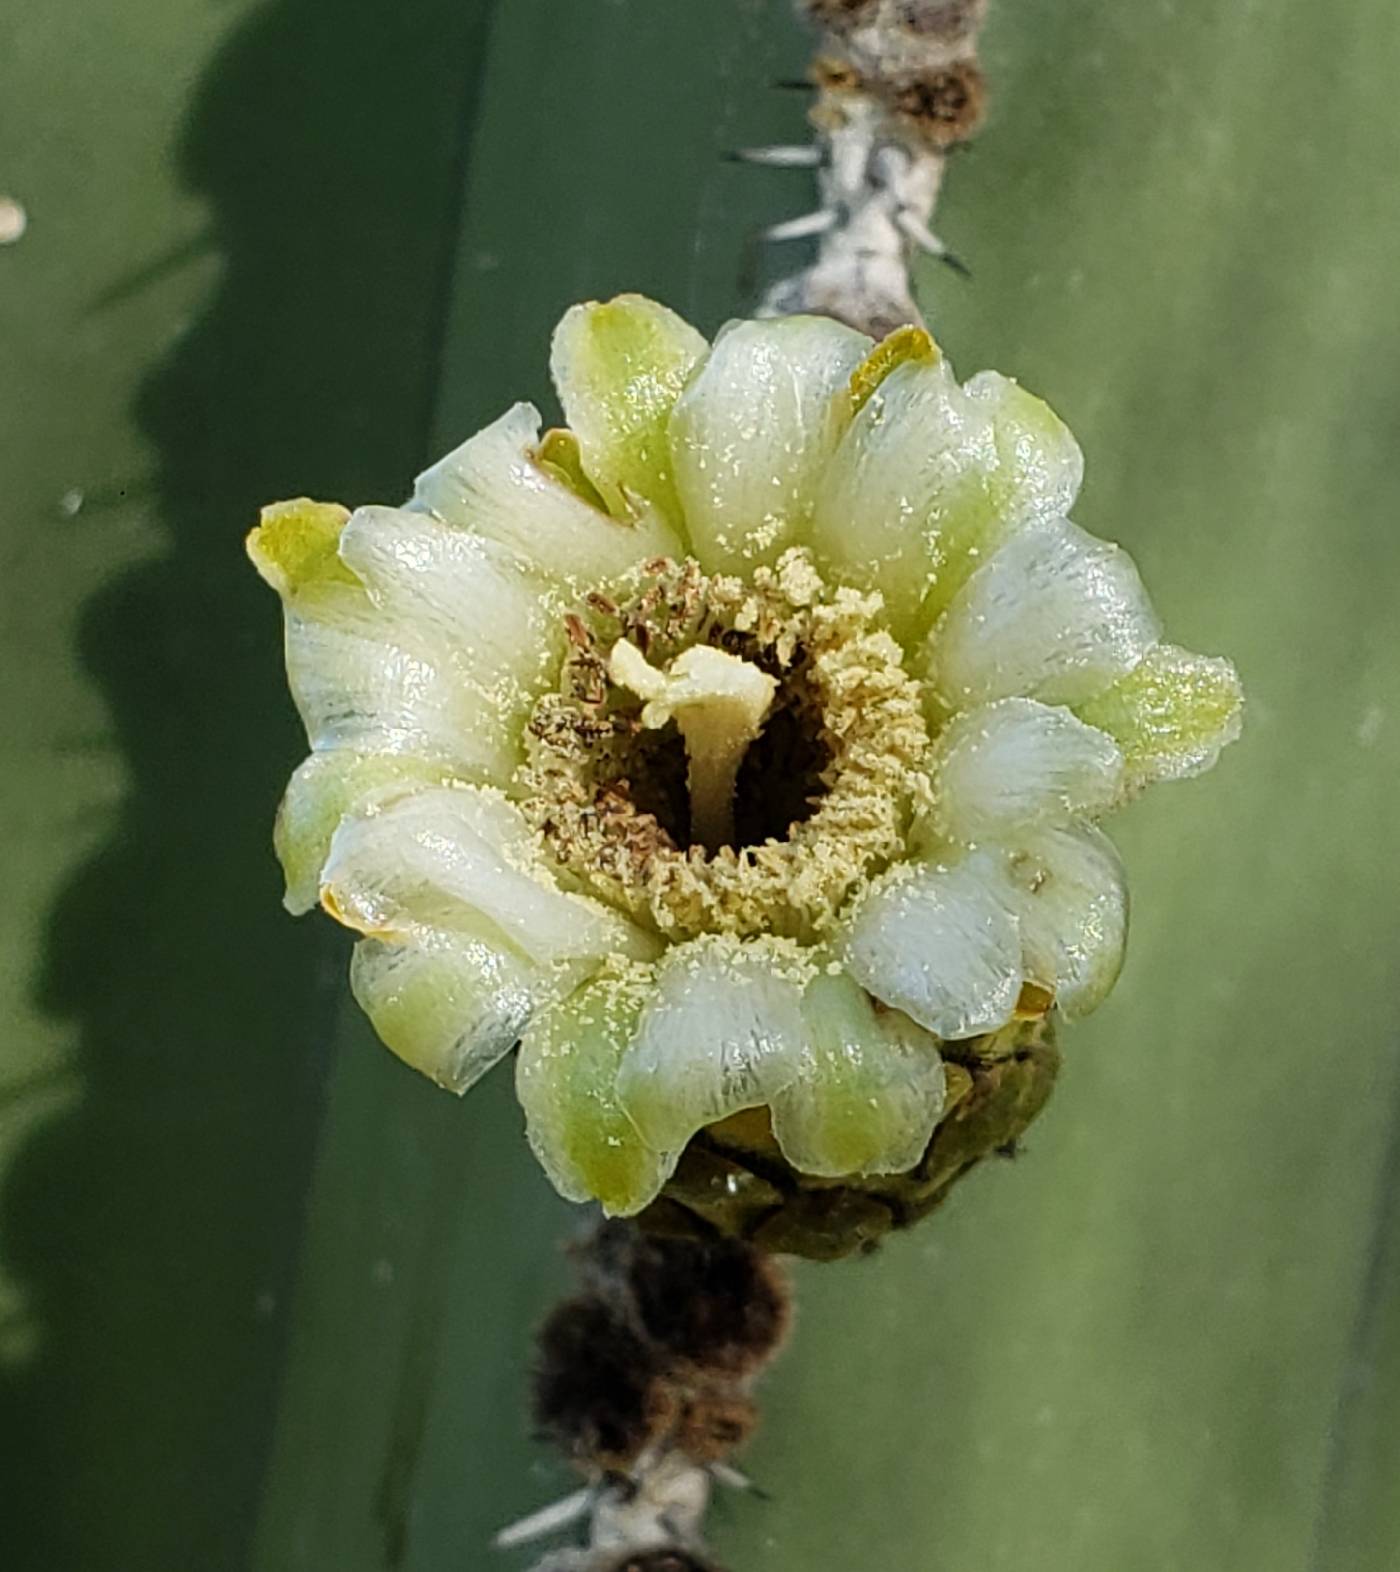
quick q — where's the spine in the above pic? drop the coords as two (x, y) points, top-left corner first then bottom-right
(745, 0), (991, 337)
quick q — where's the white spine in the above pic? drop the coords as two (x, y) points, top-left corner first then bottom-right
(759, 0), (991, 337)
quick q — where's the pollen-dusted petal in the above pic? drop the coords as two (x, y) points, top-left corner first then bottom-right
(516, 964), (677, 1216)
(668, 315), (871, 573)
(964, 372), (1084, 527)
(1074, 642), (1244, 791)
(842, 850), (1024, 1040)
(931, 697), (1125, 845)
(338, 505), (562, 745)
(350, 931), (537, 1094)
(550, 294), (708, 524)
(1008, 824), (1129, 1021)
(275, 750), (459, 914)
(254, 501), (526, 778)
(615, 936), (813, 1155)
(807, 354), (999, 635)
(283, 590), (519, 779)
(768, 971), (947, 1178)
(409, 403), (681, 584)
(868, 371), (1086, 627)
(319, 784), (659, 967)
(931, 517), (1163, 707)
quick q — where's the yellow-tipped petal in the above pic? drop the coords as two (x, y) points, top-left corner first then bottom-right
(810, 356), (1090, 635)
(846, 324), (940, 418)
(410, 403), (681, 585)
(246, 498), (356, 598)
(534, 426), (609, 511)
(516, 963), (676, 1216)
(808, 355), (1000, 636)
(1074, 642), (1244, 791)
(550, 294), (707, 523)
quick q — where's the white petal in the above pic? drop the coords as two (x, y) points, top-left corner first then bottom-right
(338, 505), (562, 744)
(1008, 824), (1128, 1020)
(768, 971), (946, 1178)
(550, 294), (709, 521)
(807, 355), (999, 634)
(516, 965), (676, 1215)
(350, 932), (537, 1094)
(842, 850), (1023, 1039)
(320, 784), (658, 967)
(275, 750), (457, 914)
(669, 315), (871, 573)
(931, 697), (1124, 845)
(931, 517), (1162, 706)
(283, 588), (518, 779)
(963, 371), (1084, 528)
(615, 937), (810, 1153)
(409, 403), (681, 584)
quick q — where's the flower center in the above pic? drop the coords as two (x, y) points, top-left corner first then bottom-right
(522, 551), (931, 943)
(607, 638), (778, 853)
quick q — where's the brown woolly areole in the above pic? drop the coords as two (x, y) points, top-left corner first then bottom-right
(521, 550), (931, 944)
(891, 59), (987, 144)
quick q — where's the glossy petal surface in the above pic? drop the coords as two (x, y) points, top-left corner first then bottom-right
(932, 697), (1124, 844)
(274, 750), (457, 914)
(807, 355), (999, 635)
(320, 784), (657, 966)
(516, 965), (675, 1216)
(769, 972), (947, 1178)
(1010, 824), (1129, 1020)
(549, 293), (707, 522)
(1075, 642), (1244, 791)
(350, 932), (536, 1094)
(616, 937), (811, 1153)
(339, 504), (561, 740)
(932, 517), (1162, 707)
(842, 850), (1024, 1039)
(409, 401), (681, 584)
(669, 314), (870, 573)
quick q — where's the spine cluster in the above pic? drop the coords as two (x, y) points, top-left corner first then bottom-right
(503, 1224), (791, 1572)
(752, 0), (991, 337)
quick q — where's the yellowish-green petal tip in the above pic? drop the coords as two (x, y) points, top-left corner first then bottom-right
(246, 498), (354, 597)
(848, 324), (941, 416)
(549, 294), (708, 520)
(1076, 643), (1244, 791)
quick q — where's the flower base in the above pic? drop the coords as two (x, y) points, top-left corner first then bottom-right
(636, 1014), (1059, 1261)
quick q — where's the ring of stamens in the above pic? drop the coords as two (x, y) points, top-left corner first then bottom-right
(522, 550), (931, 943)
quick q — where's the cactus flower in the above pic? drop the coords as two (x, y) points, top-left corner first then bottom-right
(249, 296), (1241, 1230)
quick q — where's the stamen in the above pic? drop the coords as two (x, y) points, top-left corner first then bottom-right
(610, 640), (778, 852)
